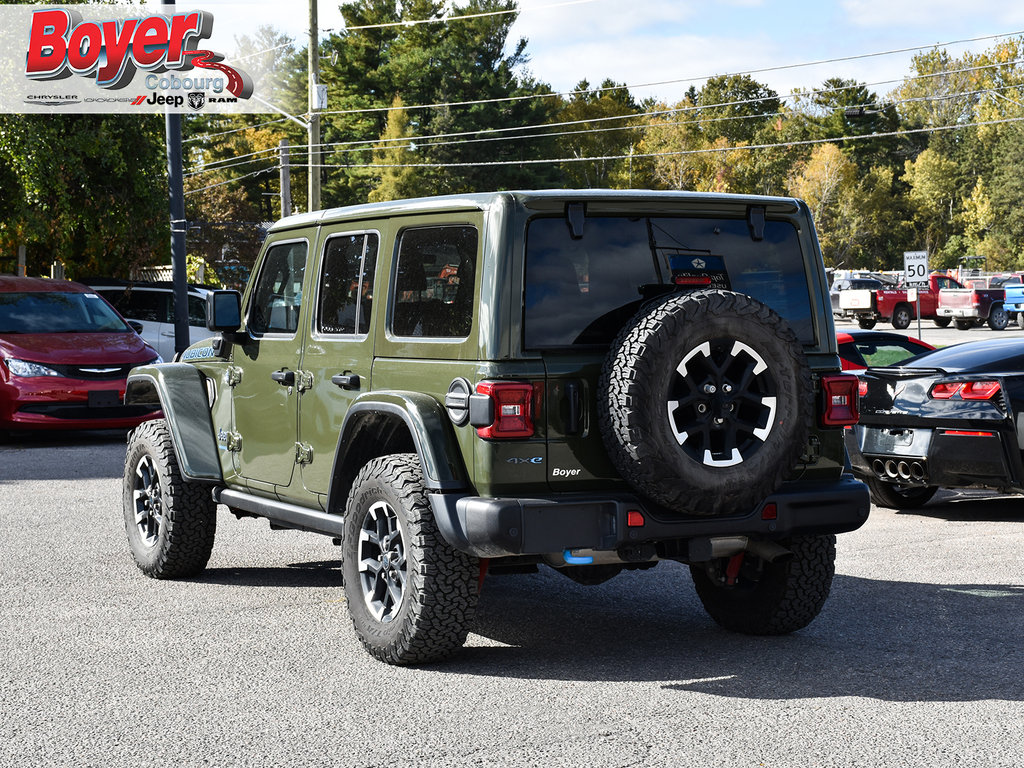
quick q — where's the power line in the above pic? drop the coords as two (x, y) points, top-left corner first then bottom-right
(315, 29), (1024, 118)
(183, 60), (1024, 175)
(185, 164), (280, 195)
(341, 0), (597, 31)
(315, 115), (1024, 171)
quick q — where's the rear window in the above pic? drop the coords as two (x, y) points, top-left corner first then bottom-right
(0, 291), (130, 333)
(524, 215), (813, 348)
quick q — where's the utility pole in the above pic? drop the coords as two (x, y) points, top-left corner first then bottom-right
(163, 0), (189, 356)
(279, 139), (292, 217)
(308, 0), (321, 212)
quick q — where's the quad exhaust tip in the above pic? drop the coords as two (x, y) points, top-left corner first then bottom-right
(872, 458), (927, 484)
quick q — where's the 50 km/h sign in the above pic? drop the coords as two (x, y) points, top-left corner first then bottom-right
(904, 250), (929, 288)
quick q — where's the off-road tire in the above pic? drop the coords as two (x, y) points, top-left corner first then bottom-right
(857, 317), (877, 329)
(599, 290), (813, 517)
(342, 453), (478, 665)
(690, 534), (836, 635)
(988, 305), (1009, 331)
(933, 317), (952, 328)
(122, 419), (216, 578)
(891, 304), (912, 330)
(865, 477), (937, 509)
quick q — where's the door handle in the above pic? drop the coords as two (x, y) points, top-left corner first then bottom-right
(331, 373), (361, 390)
(271, 369), (295, 386)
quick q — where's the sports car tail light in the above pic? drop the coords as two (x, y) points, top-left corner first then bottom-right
(474, 381), (537, 438)
(930, 380), (1001, 400)
(821, 374), (860, 426)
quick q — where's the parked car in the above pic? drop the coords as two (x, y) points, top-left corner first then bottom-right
(847, 338), (1024, 508)
(836, 329), (935, 371)
(830, 277), (883, 318)
(86, 280), (215, 361)
(0, 276), (162, 432)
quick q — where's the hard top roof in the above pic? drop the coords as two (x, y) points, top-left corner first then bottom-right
(269, 189), (804, 232)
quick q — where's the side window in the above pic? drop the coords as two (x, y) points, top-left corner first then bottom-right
(105, 289), (167, 323)
(317, 233), (378, 335)
(187, 295), (207, 326)
(391, 226), (477, 338)
(248, 241), (308, 336)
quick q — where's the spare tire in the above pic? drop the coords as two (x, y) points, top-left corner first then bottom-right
(599, 290), (813, 517)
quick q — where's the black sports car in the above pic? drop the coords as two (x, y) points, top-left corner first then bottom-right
(847, 338), (1024, 508)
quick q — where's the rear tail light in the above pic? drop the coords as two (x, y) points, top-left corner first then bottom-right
(821, 373), (860, 426)
(930, 380), (1001, 400)
(858, 379), (868, 398)
(474, 381), (536, 438)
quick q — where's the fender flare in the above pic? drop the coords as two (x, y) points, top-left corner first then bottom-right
(326, 390), (471, 514)
(124, 364), (222, 483)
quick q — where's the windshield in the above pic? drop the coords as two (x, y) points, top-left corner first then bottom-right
(0, 291), (131, 334)
(524, 215), (814, 348)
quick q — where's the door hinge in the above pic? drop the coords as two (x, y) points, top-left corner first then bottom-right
(295, 442), (314, 464)
(296, 370), (314, 392)
(218, 429), (242, 452)
(227, 366), (243, 387)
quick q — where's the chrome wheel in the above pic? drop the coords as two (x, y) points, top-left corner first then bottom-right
(132, 454), (163, 548)
(667, 338), (777, 467)
(357, 501), (407, 623)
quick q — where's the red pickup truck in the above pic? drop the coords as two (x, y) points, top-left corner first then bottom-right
(839, 274), (964, 329)
(937, 279), (1009, 330)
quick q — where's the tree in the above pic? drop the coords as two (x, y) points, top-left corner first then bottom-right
(788, 143), (857, 266)
(0, 115), (168, 279)
(695, 74), (780, 145)
(903, 147), (960, 253)
(368, 97), (421, 201)
(556, 79), (640, 188)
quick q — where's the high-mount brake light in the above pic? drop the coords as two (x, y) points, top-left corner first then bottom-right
(930, 380), (1001, 400)
(821, 373), (860, 427)
(475, 381), (536, 438)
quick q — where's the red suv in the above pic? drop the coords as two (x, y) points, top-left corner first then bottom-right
(0, 276), (162, 432)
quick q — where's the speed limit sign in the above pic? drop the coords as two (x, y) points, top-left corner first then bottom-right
(903, 251), (929, 288)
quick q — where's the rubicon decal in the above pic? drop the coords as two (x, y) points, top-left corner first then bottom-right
(24, 8), (252, 99)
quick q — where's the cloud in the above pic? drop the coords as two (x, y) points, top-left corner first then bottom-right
(839, 0), (1024, 28)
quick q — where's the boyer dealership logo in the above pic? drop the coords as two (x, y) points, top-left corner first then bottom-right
(24, 8), (253, 105)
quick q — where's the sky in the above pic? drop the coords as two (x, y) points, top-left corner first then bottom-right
(200, 0), (1024, 105)
(504, 0), (1024, 102)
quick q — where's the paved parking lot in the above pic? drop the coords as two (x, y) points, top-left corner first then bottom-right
(1, 432), (1023, 767)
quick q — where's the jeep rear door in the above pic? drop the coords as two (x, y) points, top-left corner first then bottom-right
(297, 229), (380, 499)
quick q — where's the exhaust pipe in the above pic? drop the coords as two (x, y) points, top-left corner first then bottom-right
(897, 461), (912, 481)
(872, 459), (886, 477)
(885, 459), (899, 478)
(911, 462), (926, 482)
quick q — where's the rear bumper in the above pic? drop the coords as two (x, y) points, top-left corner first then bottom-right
(429, 476), (870, 559)
(937, 307), (982, 319)
(847, 424), (1023, 491)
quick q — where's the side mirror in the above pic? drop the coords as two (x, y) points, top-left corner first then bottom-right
(206, 290), (242, 332)
(127, 320), (145, 334)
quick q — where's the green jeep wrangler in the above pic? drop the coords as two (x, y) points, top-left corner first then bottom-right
(122, 190), (869, 665)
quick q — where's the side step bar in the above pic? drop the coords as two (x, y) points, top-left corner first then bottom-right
(213, 488), (344, 536)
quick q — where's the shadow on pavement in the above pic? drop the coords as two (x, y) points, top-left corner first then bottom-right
(440, 564), (1024, 702)
(901, 489), (1024, 523)
(195, 560), (343, 589)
